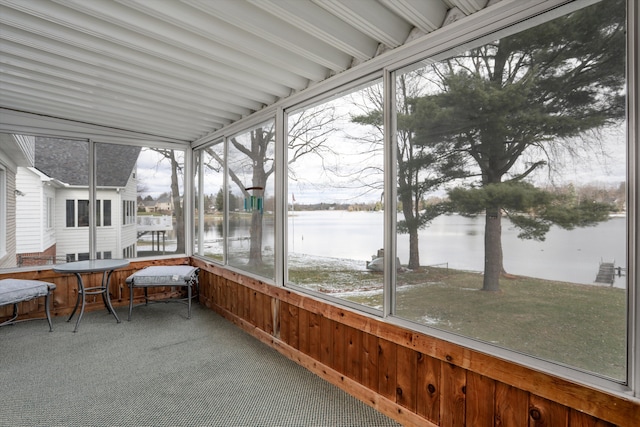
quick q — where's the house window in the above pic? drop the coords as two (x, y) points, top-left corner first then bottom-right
(103, 200), (111, 226)
(66, 199), (75, 227)
(123, 244), (135, 259)
(77, 200), (89, 227)
(46, 197), (54, 229)
(123, 200), (135, 225)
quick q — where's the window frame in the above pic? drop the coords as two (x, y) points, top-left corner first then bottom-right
(189, 0), (637, 396)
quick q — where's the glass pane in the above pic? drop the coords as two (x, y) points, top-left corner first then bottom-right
(287, 79), (385, 310)
(96, 142), (141, 259)
(393, 0), (627, 380)
(227, 120), (275, 279)
(194, 141), (225, 262)
(11, 137), (90, 266)
(96, 143), (186, 258)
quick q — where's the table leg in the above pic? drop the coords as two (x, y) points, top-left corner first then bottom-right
(67, 276), (82, 323)
(103, 270), (120, 324)
(72, 272), (86, 333)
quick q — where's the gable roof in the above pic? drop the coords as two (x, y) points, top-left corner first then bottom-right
(34, 137), (140, 187)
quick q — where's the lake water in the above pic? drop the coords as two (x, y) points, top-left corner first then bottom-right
(199, 210), (627, 288)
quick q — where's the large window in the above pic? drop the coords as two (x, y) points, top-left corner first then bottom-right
(286, 80), (385, 310)
(194, 141), (225, 262)
(392, 0), (627, 381)
(188, 0), (634, 393)
(99, 144), (185, 257)
(226, 120), (276, 279)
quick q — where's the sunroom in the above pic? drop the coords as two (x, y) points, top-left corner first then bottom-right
(1, 0), (638, 425)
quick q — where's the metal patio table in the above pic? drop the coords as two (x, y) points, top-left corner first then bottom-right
(53, 259), (129, 332)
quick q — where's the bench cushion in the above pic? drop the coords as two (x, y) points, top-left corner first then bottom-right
(0, 279), (56, 306)
(126, 266), (198, 287)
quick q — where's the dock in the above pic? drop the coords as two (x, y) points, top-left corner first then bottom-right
(595, 261), (615, 285)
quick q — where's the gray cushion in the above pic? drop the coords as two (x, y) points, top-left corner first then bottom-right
(126, 266), (198, 287)
(0, 279), (56, 306)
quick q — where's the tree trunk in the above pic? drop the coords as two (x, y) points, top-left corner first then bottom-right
(407, 227), (420, 270)
(169, 154), (185, 253)
(482, 207), (502, 291)
(247, 210), (263, 266)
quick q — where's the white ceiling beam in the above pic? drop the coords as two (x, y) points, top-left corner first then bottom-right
(0, 108), (190, 144)
(117, 0), (328, 83)
(0, 24), (269, 112)
(1, 92), (206, 141)
(184, 0), (353, 72)
(54, 0), (319, 87)
(446, 0), (489, 15)
(0, 86), (213, 135)
(378, 0), (448, 33)
(0, 71), (228, 131)
(0, 45), (247, 121)
(0, 3), (288, 101)
(249, 0), (378, 61)
(313, 0), (413, 48)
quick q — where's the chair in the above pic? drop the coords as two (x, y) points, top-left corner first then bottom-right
(0, 279), (56, 331)
(126, 266), (199, 320)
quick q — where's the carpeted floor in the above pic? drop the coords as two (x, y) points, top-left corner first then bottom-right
(0, 303), (401, 427)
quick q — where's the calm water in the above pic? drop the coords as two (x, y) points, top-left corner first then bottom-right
(199, 210), (627, 288)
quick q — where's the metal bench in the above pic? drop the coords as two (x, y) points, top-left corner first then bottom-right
(0, 279), (56, 331)
(126, 266), (199, 320)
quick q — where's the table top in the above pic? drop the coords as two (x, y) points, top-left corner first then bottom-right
(53, 259), (130, 274)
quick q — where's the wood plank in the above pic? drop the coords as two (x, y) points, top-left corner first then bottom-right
(254, 291), (264, 330)
(288, 303), (299, 350)
(378, 338), (397, 401)
(263, 292), (272, 333)
(568, 409), (615, 427)
(396, 345), (418, 412)
(528, 394), (568, 427)
(308, 312), (321, 360)
(466, 371), (495, 427)
(345, 325), (362, 383)
(332, 321), (346, 374)
(495, 382), (528, 427)
(362, 332), (379, 393)
(417, 353), (441, 424)
(298, 307), (310, 355)
(249, 289), (258, 326)
(319, 315), (333, 366)
(280, 301), (290, 344)
(440, 362), (466, 427)
(238, 285), (245, 319)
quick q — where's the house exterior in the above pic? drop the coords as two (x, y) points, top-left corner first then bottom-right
(11, 138), (141, 266)
(0, 134), (34, 268)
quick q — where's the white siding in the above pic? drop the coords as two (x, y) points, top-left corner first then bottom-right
(54, 188), (90, 259)
(16, 168), (44, 253)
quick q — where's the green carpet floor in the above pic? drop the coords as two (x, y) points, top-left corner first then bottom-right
(0, 303), (400, 427)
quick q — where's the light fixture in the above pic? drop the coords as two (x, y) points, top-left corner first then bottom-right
(14, 189), (26, 196)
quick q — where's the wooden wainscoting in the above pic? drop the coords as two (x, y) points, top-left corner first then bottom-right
(192, 259), (639, 427)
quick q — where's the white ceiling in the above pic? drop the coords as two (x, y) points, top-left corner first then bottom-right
(0, 0), (490, 144)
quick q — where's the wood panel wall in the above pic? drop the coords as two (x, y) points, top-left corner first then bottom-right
(191, 259), (638, 427)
